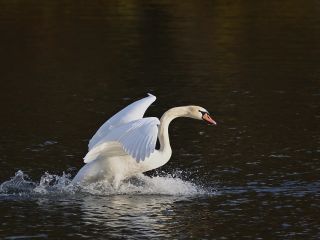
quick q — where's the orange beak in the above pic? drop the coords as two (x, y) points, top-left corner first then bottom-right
(202, 113), (217, 125)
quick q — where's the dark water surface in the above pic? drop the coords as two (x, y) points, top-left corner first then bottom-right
(0, 1), (319, 239)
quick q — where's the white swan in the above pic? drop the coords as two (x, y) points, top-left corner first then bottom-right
(72, 94), (216, 187)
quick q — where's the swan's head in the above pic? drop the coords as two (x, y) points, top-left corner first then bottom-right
(187, 106), (217, 125)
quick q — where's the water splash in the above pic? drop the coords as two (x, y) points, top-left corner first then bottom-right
(0, 170), (74, 197)
(0, 170), (213, 198)
(0, 170), (37, 194)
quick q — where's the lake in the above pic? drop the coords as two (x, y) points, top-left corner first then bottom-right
(0, 1), (319, 239)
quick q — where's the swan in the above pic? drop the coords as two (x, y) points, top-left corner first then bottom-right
(72, 93), (216, 187)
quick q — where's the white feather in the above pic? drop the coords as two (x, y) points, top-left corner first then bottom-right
(88, 93), (156, 150)
(83, 141), (126, 163)
(84, 117), (160, 163)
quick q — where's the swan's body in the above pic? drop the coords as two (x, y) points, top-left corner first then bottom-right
(72, 94), (216, 187)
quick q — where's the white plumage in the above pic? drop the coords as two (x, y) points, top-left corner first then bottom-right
(88, 93), (156, 150)
(85, 117), (159, 163)
(72, 93), (216, 187)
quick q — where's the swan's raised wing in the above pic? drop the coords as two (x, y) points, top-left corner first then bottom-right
(84, 117), (160, 163)
(89, 93), (156, 150)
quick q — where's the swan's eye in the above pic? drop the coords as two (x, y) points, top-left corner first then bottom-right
(199, 110), (208, 116)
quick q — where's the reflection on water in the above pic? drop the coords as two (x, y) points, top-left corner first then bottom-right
(0, 0), (320, 239)
(79, 195), (176, 238)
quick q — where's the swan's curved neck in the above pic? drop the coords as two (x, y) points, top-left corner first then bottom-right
(158, 107), (190, 153)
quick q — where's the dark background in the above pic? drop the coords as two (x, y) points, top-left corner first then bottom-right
(0, 1), (319, 239)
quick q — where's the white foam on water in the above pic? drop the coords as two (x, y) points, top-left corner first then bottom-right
(0, 170), (214, 197)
